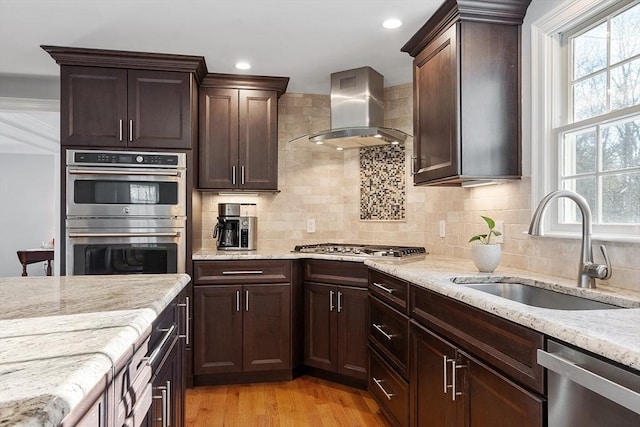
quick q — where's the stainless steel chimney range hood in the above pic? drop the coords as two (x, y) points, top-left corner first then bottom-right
(306, 66), (409, 150)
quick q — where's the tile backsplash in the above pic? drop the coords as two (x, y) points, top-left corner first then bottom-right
(359, 145), (405, 221)
(200, 84), (640, 292)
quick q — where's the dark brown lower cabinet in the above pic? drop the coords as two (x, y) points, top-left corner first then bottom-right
(304, 282), (368, 382)
(369, 348), (409, 427)
(194, 284), (290, 376)
(410, 320), (543, 427)
(147, 335), (184, 427)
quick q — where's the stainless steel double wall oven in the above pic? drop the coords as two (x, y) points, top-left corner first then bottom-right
(65, 150), (187, 275)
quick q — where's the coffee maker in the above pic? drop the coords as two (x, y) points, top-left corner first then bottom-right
(214, 203), (257, 250)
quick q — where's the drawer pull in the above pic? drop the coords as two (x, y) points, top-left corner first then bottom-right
(373, 377), (396, 400)
(222, 270), (264, 275)
(372, 323), (394, 340)
(177, 296), (190, 345)
(451, 360), (466, 401)
(372, 282), (395, 294)
(142, 324), (175, 367)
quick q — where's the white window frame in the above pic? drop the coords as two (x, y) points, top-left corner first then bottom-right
(531, 0), (640, 243)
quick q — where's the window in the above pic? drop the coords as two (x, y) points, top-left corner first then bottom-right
(532, 0), (640, 241)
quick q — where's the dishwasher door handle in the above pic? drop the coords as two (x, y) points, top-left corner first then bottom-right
(537, 349), (640, 415)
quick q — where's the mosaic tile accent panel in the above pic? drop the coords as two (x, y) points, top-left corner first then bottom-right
(360, 145), (405, 220)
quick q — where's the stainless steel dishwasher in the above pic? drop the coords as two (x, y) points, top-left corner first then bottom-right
(537, 339), (640, 426)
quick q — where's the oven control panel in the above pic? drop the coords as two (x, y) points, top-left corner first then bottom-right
(68, 150), (185, 168)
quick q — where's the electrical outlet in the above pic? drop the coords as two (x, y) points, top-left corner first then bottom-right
(439, 220), (446, 238)
(494, 220), (504, 243)
(307, 218), (316, 233)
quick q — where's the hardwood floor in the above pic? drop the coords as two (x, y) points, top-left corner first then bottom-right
(185, 375), (390, 427)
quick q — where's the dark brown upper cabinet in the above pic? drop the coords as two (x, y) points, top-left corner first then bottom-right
(198, 74), (289, 191)
(401, 0), (531, 186)
(42, 46), (206, 150)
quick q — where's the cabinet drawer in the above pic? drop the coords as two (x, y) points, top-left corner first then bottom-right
(369, 295), (408, 378)
(369, 269), (409, 314)
(194, 260), (291, 284)
(410, 284), (544, 393)
(369, 348), (409, 427)
(304, 259), (368, 287)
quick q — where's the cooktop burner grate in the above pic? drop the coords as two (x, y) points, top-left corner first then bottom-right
(293, 243), (427, 258)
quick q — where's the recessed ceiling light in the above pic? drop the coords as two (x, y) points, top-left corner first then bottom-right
(235, 62), (251, 70)
(382, 18), (402, 29)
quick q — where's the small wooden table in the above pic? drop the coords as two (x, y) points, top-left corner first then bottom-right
(16, 249), (54, 276)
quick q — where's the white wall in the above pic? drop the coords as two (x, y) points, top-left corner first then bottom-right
(0, 153), (56, 277)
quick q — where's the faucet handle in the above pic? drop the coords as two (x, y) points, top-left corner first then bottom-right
(599, 244), (612, 280)
(586, 245), (613, 280)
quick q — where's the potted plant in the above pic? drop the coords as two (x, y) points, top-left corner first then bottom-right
(469, 215), (502, 273)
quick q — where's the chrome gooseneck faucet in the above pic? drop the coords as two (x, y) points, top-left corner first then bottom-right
(528, 190), (612, 288)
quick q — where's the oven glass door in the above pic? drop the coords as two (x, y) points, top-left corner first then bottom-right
(66, 221), (185, 275)
(66, 168), (186, 218)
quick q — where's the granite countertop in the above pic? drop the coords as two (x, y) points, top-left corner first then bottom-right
(194, 249), (640, 370)
(0, 273), (191, 427)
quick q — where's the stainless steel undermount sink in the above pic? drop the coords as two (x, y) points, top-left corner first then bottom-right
(451, 278), (626, 310)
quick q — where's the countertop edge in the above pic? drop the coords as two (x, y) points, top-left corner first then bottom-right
(0, 274), (190, 427)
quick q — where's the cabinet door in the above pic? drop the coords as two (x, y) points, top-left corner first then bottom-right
(193, 285), (243, 375)
(413, 24), (459, 184)
(60, 66), (127, 147)
(243, 284), (291, 371)
(198, 87), (239, 189)
(410, 321), (462, 427)
(238, 89), (278, 190)
(337, 286), (368, 380)
(148, 337), (184, 427)
(128, 70), (192, 149)
(304, 282), (337, 371)
(461, 352), (543, 427)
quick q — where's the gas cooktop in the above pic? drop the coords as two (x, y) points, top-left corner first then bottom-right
(293, 243), (427, 258)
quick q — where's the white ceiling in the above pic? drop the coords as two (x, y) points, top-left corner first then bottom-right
(0, 0), (442, 94)
(0, 0), (444, 153)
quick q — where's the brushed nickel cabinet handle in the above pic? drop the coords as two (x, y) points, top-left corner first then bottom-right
(177, 296), (190, 345)
(373, 377), (395, 400)
(329, 290), (335, 312)
(451, 359), (466, 401)
(372, 282), (395, 294)
(166, 380), (171, 425)
(232, 165), (236, 185)
(241, 166), (245, 185)
(245, 289), (249, 312)
(119, 119), (123, 141)
(443, 356), (453, 394)
(372, 323), (394, 340)
(337, 291), (342, 313)
(142, 325), (175, 366)
(129, 119), (133, 142)
(222, 270), (264, 275)
(236, 290), (240, 312)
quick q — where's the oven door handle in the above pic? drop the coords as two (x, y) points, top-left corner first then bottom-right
(68, 232), (181, 238)
(67, 168), (181, 177)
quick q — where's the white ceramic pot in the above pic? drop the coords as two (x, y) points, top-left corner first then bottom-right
(471, 244), (502, 273)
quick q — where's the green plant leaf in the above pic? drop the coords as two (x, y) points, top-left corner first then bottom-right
(481, 215), (495, 229)
(493, 231), (502, 237)
(469, 235), (481, 243)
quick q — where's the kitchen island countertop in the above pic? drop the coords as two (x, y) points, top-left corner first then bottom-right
(0, 273), (190, 427)
(195, 249), (640, 370)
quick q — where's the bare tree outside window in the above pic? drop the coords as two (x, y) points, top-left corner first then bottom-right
(560, 2), (640, 226)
